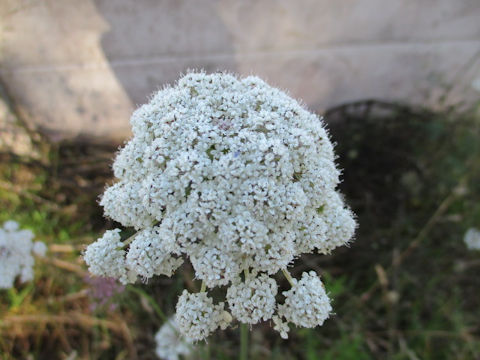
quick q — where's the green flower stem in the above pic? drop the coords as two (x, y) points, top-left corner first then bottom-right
(129, 286), (197, 355)
(128, 286), (168, 323)
(122, 221), (161, 247)
(122, 234), (137, 246)
(240, 322), (249, 360)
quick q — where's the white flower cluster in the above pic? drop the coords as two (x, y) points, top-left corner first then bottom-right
(0, 220), (47, 289)
(175, 290), (231, 342)
(275, 271), (332, 339)
(226, 274), (277, 324)
(155, 317), (193, 360)
(84, 229), (136, 284)
(464, 227), (480, 250)
(84, 72), (356, 340)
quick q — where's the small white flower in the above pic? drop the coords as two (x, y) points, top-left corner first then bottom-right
(464, 227), (480, 250)
(190, 246), (241, 287)
(0, 221), (45, 289)
(32, 241), (47, 257)
(126, 226), (183, 279)
(251, 231), (296, 275)
(84, 229), (136, 284)
(100, 182), (155, 230)
(3, 220), (19, 232)
(272, 315), (289, 339)
(155, 317), (192, 360)
(175, 290), (231, 342)
(277, 271), (332, 331)
(227, 274), (277, 324)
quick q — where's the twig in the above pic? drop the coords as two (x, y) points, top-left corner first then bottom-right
(128, 286), (168, 323)
(48, 289), (89, 304)
(49, 244), (84, 253)
(361, 173), (470, 303)
(117, 319), (137, 360)
(39, 257), (86, 276)
(282, 268), (295, 286)
(0, 313), (121, 331)
(394, 177), (467, 266)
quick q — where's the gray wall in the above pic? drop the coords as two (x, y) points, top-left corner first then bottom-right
(1, 0), (480, 142)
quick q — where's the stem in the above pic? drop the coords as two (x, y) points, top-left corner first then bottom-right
(122, 234), (136, 246)
(123, 221), (161, 246)
(200, 281), (206, 293)
(128, 286), (167, 323)
(39, 256), (86, 276)
(129, 286), (196, 354)
(202, 341), (211, 360)
(240, 323), (249, 360)
(282, 268), (295, 287)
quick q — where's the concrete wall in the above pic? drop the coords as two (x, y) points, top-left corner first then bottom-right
(1, 0), (479, 142)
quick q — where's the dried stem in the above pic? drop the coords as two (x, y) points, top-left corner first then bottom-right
(282, 268), (295, 286)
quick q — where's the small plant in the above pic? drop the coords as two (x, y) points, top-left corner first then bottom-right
(84, 72), (356, 342)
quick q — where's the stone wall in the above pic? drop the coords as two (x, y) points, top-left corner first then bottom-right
(1, 0), (479, 142)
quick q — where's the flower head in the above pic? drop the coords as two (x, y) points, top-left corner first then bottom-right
(226, 274), (278, 324)
(83, 229), (136, 284)
(175, 290), (231, 342)
(85, 72), (356, 339)
(125, 226), (183, 279)
(275, 271), (332, 338)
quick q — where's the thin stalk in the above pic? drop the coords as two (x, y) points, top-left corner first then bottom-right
(282, 268), (295, 286)
(200, 280), (206, 293)
(123, 221), (161, 247)
(122, 234), (137, 246)
(202, 341), (211, 360)
(240, 322), (249, 360)
(128, 286), (167, 323)
(129, 286), (196, 354)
